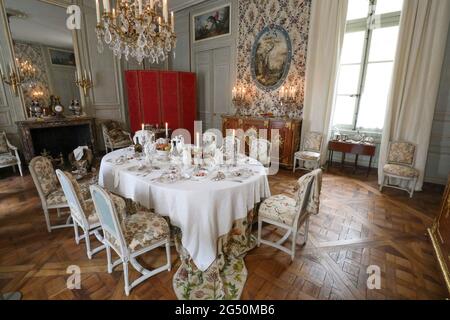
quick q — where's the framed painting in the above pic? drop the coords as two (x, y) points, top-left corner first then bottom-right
(48, 48), (76, 67)
(193, 4), (231, 43)
(251, 25), (292, 91)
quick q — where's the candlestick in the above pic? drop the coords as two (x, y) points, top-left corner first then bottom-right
(196, 132), (200, 148)
(163, 0), (168, 23)
(165, 122), (168, 138)
(142, 123), (145, 131)
(96, 0), (101, 23)
(102, 0), (110, 13)
(171, 11), (175, 32)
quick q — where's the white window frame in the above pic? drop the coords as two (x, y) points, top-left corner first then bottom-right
(335, 0), (402, 131)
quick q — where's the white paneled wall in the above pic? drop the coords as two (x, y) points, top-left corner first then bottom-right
(425, 24), (450, 185)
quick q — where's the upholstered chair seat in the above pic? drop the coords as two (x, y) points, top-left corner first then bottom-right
(46, 184), (91, 206)
(294, 150), (321, 161)
(258, 194), (298, 226)
(0, 154), (18, 166)
(105, 210), (170, 253)
(383, 164), (419, 178)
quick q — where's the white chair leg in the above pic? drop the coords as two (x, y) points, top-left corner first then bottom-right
(409, 177), (417, 198)
(379, 173), (385, 191)
(257, 219), (262, 247)
(73, 221), (80, 244)
(123, 261), (130, 296)
(165, 241), (171, 271)
(43, 207), (52, 233)
(106, 245), (112, 273)
(12, 165), (16, 173)
(291, 229), (297, 261)
(17, 164), (23, 177)
(303, 217), (310, 245)
(85, 230), (92, 259)
(293, 158), (297, 173)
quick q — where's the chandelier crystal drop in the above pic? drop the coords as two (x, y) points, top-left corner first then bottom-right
(95, 0), (176, 64)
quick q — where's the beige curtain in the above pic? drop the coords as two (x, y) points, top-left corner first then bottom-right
(302, 0), (348, 165)
(378, 0), (450, 191)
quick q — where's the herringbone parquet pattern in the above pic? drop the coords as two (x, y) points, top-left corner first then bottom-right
(0, 167), (447, 299)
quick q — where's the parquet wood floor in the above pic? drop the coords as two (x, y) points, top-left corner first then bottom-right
(0, 166), (447, 300)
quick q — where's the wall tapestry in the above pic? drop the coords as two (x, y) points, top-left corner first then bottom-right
(237, 0), (311, 118)
(251, 25), (292, 90)
(193, 4), (231, 42)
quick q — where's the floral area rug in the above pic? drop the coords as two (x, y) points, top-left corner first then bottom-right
(172, 210), (256, 300)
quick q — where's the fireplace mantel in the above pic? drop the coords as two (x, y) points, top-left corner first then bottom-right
(16, 116), (97, 164)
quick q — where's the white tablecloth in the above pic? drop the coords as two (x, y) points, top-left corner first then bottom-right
(99, 148), (271, 271)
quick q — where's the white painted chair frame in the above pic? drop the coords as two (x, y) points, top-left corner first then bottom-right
(293, 132), (323, 173)
(250, 138), (272, 167)
(379, 141), (418, 198)
(56, 170), (105, 259)
(90, 185), (171, 296)
(29, 157), (72, 233)
(257, 175), (315, 261)
(0, 131), (23, 176)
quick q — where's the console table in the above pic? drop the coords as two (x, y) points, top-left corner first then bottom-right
(16, 116), (97, 164)
(327, 140), (376, 176)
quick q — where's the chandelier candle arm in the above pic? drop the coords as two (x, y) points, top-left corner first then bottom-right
(103, 0), (110, 13)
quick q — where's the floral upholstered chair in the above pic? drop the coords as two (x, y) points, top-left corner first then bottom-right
(249, 138), (272, 167)
(258, 169), (322, 261)
(0, 131), (22, 176)
(29, 156), (91, 233)
(56, 170), (107, 259)
(90, 185), (171, 296)
(293, 132), (323, 172)
(379, 141), (419, 198)
(101, 120), (132, 153)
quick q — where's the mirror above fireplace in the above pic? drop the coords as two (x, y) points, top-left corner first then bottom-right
(5, 0), (82, 118)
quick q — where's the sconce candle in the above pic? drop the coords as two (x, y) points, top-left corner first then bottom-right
(165, 122), (168, 138)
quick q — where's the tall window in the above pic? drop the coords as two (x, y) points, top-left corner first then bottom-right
(333, 0), (403, 131)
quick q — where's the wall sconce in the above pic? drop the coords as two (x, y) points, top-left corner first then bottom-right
(279, 85), (297, 106)
(232, 85), (249, 109)
(75, 69), (93, 96)
(0, 63), (23, 96)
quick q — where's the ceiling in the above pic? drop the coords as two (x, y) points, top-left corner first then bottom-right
(5, 0), (73, 49)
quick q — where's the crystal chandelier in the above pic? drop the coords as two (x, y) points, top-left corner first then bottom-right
(95, 0), (176, 64)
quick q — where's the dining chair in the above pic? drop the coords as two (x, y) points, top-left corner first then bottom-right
(250, 138), (272, 167)
(0, 131), (22, 176)
(258, 169), (322, 261)
(293, 132), (323, 172)
(379, 141), (419, 198)
(56, 170), (105, 259)
(90, 185), (171, 296)
(102, 120), (133, 153)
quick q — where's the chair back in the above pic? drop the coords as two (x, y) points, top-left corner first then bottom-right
(303, 132), (323, 153)
(29, 156), (58, 198)
(55, 170), (89, 227)
(387, 141), (416, 166)
(250, 138), (272, 166)
(293, 169), (320, 228)
(224, 136), (241, 155)
(0, 131), (10, 154)
(90, 185), (128, 256)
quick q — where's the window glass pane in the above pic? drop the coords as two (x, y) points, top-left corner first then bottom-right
(337, 65), (361, 95)
(347, 0), (370, 21)
(357, 62), (394, 129)
(375, 0), (403, 15)
(368, 26), (399, 62)
(333, 96), (356, 126)
(341, 31), (365, 64)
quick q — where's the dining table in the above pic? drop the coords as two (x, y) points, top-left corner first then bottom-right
(98, 147), (271, 299)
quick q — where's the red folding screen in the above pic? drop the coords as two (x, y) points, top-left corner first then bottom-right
(125, 70), (197, 137)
